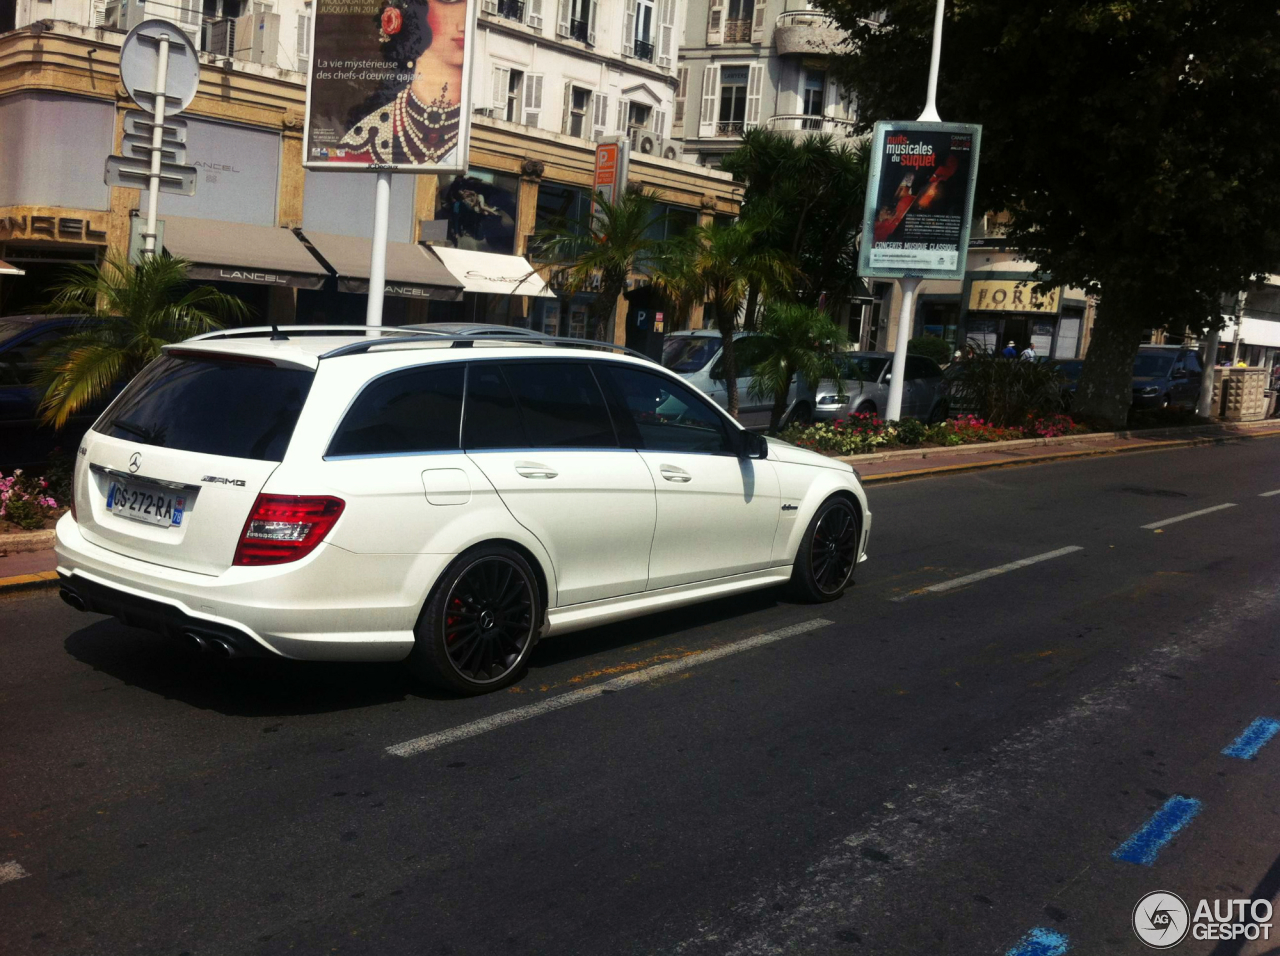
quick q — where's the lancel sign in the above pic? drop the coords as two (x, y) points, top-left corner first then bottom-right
(0, 215), (109, 242)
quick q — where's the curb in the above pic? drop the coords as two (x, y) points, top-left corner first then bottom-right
(0, 529), (56, 554)
(857, 428), (1280, 484)
(0, 570), (60, 596)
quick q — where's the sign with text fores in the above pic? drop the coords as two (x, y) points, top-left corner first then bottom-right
(859, 120), (982, 281)
(302, 0), (478, 172)
(968, 280), (1061, 313)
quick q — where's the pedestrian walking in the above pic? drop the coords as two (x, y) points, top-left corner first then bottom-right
(1002, 340), (1018, 358)
(1020, 343), (1037, 361)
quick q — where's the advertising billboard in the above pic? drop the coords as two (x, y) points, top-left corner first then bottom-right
(858, 120), (982, 281)
(302, 0), (477, 171)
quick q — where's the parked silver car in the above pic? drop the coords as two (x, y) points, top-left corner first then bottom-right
(811, 352), (946, 422)
(662, 330), (806, 428)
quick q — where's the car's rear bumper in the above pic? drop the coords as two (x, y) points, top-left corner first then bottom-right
(55, 514), (438, 661)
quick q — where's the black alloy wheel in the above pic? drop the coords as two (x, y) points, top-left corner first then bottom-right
(407, 546), (540, 694)
(790, 496), (861, 603)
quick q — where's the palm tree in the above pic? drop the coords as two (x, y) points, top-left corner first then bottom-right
(533, 188), (672, 341)
(746, 302), (847, 433)
(36, 254), (249, 427)
(656, 218), (797, 418)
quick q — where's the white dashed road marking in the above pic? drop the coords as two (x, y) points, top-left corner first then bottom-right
(1260, 489), (1280, 497)
(0, 861), (30, 885)
(388, 619), (833, 757)
(1141, 503), (1238, 530)
(891, 546), (1084, 602)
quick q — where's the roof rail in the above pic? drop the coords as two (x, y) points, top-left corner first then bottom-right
(186, 325), (451, 342)
(319, 333), (657, 363)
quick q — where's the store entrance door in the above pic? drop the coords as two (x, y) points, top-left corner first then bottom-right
(1001, 317), (1029, 350)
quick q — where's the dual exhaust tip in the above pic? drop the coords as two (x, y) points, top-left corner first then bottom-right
(59, 586), (241, 658)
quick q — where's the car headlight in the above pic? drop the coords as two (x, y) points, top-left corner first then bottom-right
(817, 395), (847, 405)
(1141, 386), (1160, 396)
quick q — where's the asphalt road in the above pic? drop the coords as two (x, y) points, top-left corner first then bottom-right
(3, 437), (1280, 956)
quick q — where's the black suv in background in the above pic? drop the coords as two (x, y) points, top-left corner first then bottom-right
(1132, 345), (1205, 410)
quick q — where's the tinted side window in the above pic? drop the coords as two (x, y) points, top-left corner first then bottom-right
(327, 363), (464, 457)
(1184, 352), (1203, 374)
(98, 355), (313, 462)
(463, 363), (527, 449)
(503, 362), (617, 448)
(600, 365), (731, 454)
(905, 356), (938, 380)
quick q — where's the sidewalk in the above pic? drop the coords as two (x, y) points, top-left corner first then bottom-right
(844, 419), (1280, 483)
(3, 420), (1279, 595)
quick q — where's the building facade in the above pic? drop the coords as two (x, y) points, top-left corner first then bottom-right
(0, 16), (741, 340)
(676, 0), (857, 166)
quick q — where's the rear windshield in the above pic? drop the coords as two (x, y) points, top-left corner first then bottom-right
(662, 336), (720, 373)
(97, 355), (314, 461)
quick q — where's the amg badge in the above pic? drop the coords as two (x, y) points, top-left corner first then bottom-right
(202, 476), (247, 487)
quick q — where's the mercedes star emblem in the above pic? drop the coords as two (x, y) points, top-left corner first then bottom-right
(128, 452), (141, 474)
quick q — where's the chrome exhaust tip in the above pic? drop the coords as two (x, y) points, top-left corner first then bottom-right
(59, 587), (87, 612)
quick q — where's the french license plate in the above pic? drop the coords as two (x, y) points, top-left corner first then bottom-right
(106, 481), (186, 527)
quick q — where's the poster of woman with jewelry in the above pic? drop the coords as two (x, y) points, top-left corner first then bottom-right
(302, 0), (476, 171)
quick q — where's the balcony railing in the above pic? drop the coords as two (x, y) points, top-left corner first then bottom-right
(632, 37), (654, 62)
(723, 17), (752, 42)
(569, 17), (589, 42)
(775, 10), (838, 28)
(764, 113), (861, 139)
(715, 121), (745, 137)
(496, 0), (525, 22)
(774, 10), (847, 56)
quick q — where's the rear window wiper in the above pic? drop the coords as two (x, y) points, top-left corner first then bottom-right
(108, 419), (162, 444)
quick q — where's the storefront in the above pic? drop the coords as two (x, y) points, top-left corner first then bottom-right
(427, 246), (557, 327)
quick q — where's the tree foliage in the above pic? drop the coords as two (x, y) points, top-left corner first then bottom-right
(37, 254), (248, 428)
(746, 302), (848, 433)
(821, 0), (1280, 425)
(720, 129), (871, 319)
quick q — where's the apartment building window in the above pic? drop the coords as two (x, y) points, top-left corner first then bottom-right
(295, 12), (311, 74)
(483, 0), (544, 31)
(802, 70), (825, 130)
(557, 0), (595, 44)
(629, 102), (652, 130)
(674, 66), (688, 127)
(717, 66), (749, 136)
(506, 70), (524, 122)
(566, 85), (591, 138)
(629, 0), (655, 62)
(725, 0), (753, 42)
(496, 0), (525, 22)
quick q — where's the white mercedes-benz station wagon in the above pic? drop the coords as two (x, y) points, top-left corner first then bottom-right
(55, 328), (871, 695)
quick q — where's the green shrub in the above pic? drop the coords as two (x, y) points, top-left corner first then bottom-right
(947, 350), (1066, 426)
(907, 335), (953, 366)
(893, 417), (928, 445)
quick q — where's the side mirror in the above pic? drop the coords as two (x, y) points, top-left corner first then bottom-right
(736, 430), (768, 460)
(1171, 369), (1188, 380)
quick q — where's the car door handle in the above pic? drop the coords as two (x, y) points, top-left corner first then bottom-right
(515, 462), (558, 479)
(660, 466), (692, 483)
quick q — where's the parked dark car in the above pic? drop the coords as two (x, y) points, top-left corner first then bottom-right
(1047, 358), (1084, 408)
(1131, 345), (1204, 410)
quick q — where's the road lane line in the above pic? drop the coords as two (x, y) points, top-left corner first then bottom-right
(1222, 718), (1280, 759)
(1141, 503), (1237, 530)
(0, 861), (29, 885)
(1112, 795), (1202, 866)
(890, 546), (1083, 601)
(1005, 927), (1070, 956)
(1261, 489), (1280, 497)
(388, 618), (833, 757)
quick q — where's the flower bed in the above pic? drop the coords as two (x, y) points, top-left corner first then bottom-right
(779, 412), (1091, 457)
(0, 467), (67, 532)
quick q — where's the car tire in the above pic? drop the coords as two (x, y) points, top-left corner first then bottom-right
(405, 544), (542, 696)
(787, 402), (812, 427)
(856, 401), (877, 417)
(789, 496), (861, 604)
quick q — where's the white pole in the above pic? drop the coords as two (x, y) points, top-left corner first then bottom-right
(366, 170), (392, 329)
(885, 277), (920, 421)
(143, 32), (171, 257)
(1196, 327), (1220, 418)
(885, 0), (946, 420)
(917, 0), (946, 124)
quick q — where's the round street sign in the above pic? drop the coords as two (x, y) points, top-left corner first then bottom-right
(119, 18), (200, 116)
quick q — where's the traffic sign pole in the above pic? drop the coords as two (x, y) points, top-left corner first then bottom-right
(142, 32), (170, 257)
(365, 170), (392, 329)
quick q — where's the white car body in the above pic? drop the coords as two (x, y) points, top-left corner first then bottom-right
(56, 333), (871, 670)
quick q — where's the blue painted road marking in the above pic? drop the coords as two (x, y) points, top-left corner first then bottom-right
(1112, 795), (1202, 866)
(1222, 718), (1280, 760)
(1005, 927), (1070, 956)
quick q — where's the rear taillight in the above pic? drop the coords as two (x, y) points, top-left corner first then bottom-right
(233, 494), (345, 566)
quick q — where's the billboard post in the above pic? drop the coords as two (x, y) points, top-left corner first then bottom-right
(856, 0), (983, 420)
(300, 0), (477, 324)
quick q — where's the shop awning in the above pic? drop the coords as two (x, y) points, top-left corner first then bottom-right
(1221, 315), (1280, 348)
(426, 247), (557, 298)
(0, 259), (25, 276)
(302, 231), (464, 301)
(160, 216), (329, 290)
